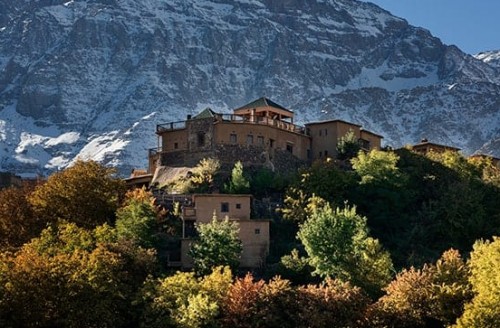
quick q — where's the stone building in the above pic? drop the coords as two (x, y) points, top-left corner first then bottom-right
(128, 97), (384, 269)
(149, 97), (383, 174)
(410, 139), (461, 154)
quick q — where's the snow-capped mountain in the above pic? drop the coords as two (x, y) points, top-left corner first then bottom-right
(1, 0), (499, 176)
(475, 50), (500, 70)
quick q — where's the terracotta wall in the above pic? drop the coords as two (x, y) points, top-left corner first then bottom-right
(238, 220), (270, 268)
(360, 130), (382, 150)
(160, 129), (188, 152)
(308, 121), (361, 160)
(193, 194), (251, 223)
(214, 121), (311, 161)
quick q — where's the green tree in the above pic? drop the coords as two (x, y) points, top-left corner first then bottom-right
(29, 160), (125, 228)
(351, 149), (403, 185)
(189, 215), (242, 275)
(297, 202), (393, 296)
(455, 237), (500, 328)
(224, 161), (250, 194)
(336, 129), (361, 160)
(116, 188), (159, 248)
(281, 159), (356, 223)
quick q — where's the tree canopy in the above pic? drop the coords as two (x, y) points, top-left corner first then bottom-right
(189, 215), (242, 275)
(297, 202), (393, 296)
(224, 161), (250, 194)
(29, 160), (125, 228)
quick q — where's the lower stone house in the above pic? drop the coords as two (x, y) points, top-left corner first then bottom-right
(178, 193), (270, 269)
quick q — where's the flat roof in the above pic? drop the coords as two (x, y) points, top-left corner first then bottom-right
(412, 141), (461, 151)
(305, 119), (362, 127)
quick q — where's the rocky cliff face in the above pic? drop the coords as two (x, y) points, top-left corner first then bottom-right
(0, 0), (499, 176)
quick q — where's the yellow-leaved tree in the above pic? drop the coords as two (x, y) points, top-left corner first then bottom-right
(29, 160), (125, 228)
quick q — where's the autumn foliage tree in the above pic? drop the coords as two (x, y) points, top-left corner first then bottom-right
(372, 249), (472, 327)
(139, 266), (232, 328)
(454, 237), (500, 328)
(0, 184), (41, 250)
(29, 160), (125, 228)
(0, 221), (157, 327)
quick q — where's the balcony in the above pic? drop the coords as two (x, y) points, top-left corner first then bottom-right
(219, 114), (308, 135)
(156, 121), (186, 133)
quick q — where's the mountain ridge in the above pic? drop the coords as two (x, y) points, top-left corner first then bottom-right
(0, 0), (499, 176)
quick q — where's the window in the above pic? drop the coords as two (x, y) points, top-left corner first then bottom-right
(230, 133), (237, 144)
(307, 149), (311, 159)
(197, 132), (205, 147)
(319, 151), (323, 158)
(359, 139), (370, 150)
(324, 128), (328, 136)
(174, 142), (178, 149)
(247, 134), (253, 145)
(319, 130), (322, 136)
(286, 143), (293, 154)
(269, 139), (275, 148)
(324, 150), (328, 157)
(221, 202), (229, 213)
(254, 228), (260, 235)
(257, 136), (264, 146)
(236, 203), (241, 209)
(184, 220), (197, 238)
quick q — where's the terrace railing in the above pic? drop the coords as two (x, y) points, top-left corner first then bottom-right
(156, 115), (309, 135)
(156, 121), (186, 133)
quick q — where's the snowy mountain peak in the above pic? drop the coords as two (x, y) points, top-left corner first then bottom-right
(475, 50), (500, 69)
(0, 0), (499, 176)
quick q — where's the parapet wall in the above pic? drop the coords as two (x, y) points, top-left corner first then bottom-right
(160, 144), (306, 175)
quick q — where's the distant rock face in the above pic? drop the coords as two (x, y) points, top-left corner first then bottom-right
(475, 50), (500, 70)
(0, 0), (499, 176)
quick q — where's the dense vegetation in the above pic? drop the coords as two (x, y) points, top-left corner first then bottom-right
(0, 150), (499, 327)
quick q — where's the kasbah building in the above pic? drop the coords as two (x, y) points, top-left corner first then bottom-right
(127, 97), (383, 270)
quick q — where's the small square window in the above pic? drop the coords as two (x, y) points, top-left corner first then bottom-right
(254, 229), (260, 235)
(174, 142), (178, 149)
(269, 139), (275, 148)
(236, 203), (241, 209)
(230, 134), (237, 144)
(221, 202), (229, 213)
(286, 143), (293, 154)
